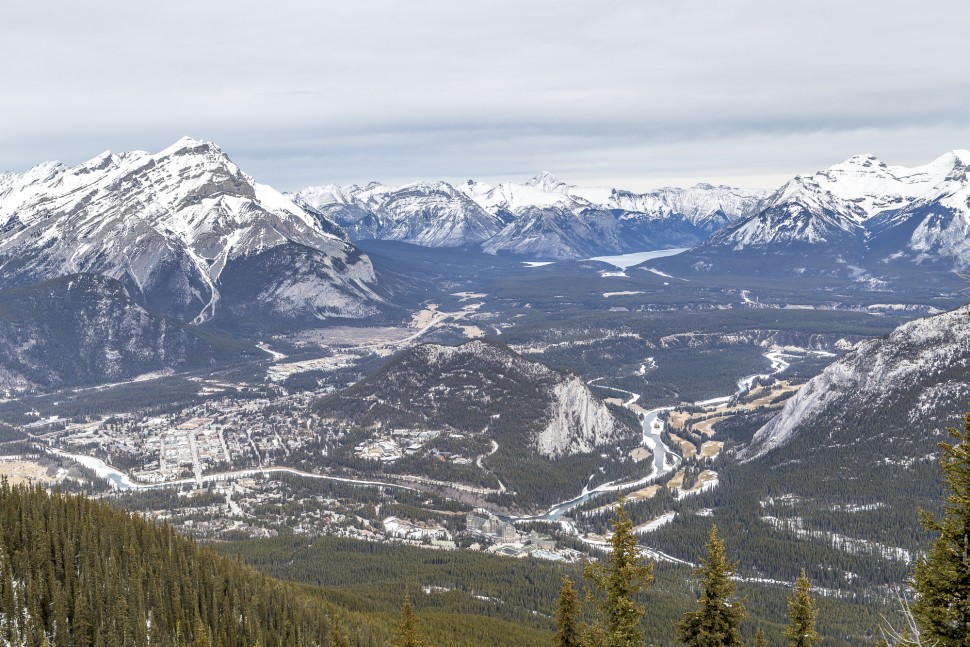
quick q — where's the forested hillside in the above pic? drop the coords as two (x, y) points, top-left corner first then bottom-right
(0, 484), (565, 647)
(0, 483), (373, 646)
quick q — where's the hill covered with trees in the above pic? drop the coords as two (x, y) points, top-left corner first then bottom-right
(0, 482), (372, 646)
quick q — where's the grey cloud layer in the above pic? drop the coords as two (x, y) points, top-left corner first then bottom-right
(2, 0), (968, 190)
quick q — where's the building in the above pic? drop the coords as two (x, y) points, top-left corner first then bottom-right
(529, 531), (556, 551)
(466, 512), (489, 533)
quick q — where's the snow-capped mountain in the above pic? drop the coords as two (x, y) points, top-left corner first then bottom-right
(700, 150), (970, 266)
(480, 205), (625, 259)
(0, 138), (382, 325)
(294, 174), (765, 259)
(703, 175), (868, 252)
(868, 151), (970, 265)
(295, 181), (506, 247)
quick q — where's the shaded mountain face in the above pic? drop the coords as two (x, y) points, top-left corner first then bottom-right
(0, 138), (383, 326)
(0, 274), (262, 393)
(317, 339), (630, 459)
(293, 175), (765, 259)
(743, 304), (970, 463)
(696, 150), (970, 269)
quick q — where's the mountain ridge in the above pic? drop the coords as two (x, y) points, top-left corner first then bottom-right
(696, 150), (970, 267)
(742, 303), (970, 462)
(293, 176), (766, 259)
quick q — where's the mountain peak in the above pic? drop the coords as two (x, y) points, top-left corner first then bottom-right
(156, 136), (220, 159)
(525, 171), (567, 191)
(72, 150), (123, 175)
(841, 153), (884, 167)
(928, 149), (970, 172)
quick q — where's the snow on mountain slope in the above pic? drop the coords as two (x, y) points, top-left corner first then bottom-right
(462, 172), (588, 213)
(609, 183), (763, 231)
(700, 150), (970, 258)
(703, 175), (867, 251)
(815, 151), (970, 221)
(0, 138), (381, 324)
(459, 173), (764, 231)
(295, 173), (765, 258)
(294, 180), (506, 247)
(868, 152), (970, 267)
(742, 304), (970, 461)
(481, 206), (623, 259)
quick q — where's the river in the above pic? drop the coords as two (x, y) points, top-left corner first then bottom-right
(519, 403), (678, 522)
(518, 349), (804, 522)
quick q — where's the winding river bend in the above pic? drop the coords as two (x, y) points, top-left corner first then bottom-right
(522, 403), (678, 522)
(518, 349), (802, 522)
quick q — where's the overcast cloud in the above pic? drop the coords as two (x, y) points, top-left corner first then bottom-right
(2, 0), (968, 191)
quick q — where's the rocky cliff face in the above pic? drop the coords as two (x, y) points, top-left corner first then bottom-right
(537, 375), (619, 458)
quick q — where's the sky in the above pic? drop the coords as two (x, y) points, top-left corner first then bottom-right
(2, 0), (969, 192)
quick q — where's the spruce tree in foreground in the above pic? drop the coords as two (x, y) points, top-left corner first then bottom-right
(554, 576), (583, 647)
(785, 570), (819, 647)
(393, 592), (425, 647)
(584, 496), (654, 647)
(912, 412), (970, 646)
(677, 525), (746, 647)
(754, 626), (767, 647)
(329, 609), (352, 647)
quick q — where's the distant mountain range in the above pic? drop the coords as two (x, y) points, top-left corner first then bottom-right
(296, 150), (970, 269)
(293, 174), (765, 259)
(6, 141), (967, 317)
(2, 140), (968, 389)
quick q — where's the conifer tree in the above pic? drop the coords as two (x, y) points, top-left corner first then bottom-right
(554, 576), (582, 647)
(785, 569), (819, 647)
(329, 609), (351, 647)
(191, 618), (212, 647)
(677, 525), (746, 647)
(912, 412), (970, 646)
(393, 591), (424, 647)
(584, 496), (654, 647)
(754, 627), (767, 647)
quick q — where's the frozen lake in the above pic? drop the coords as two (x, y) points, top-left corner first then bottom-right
(587, 248), (689, 270)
